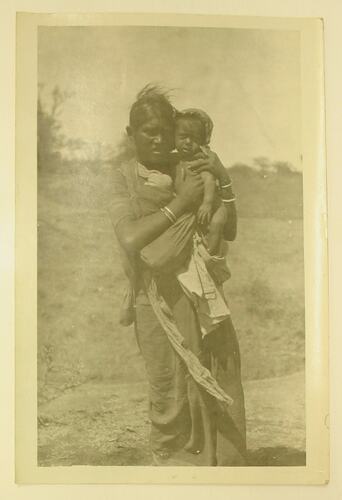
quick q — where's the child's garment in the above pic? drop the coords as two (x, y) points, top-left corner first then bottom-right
(137, 163), (231, 337)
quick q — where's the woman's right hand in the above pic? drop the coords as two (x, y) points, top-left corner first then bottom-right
(177, 166), (204, 210)
(187, 151), (226, 181)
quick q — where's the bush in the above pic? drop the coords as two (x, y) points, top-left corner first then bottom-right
(37, 86), (71, 171)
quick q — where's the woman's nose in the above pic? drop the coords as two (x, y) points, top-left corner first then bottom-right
(152, 134), (162, 144)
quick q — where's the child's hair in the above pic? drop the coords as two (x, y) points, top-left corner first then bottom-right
(175, 108), (214, 146)
(129, 84), (176, 131)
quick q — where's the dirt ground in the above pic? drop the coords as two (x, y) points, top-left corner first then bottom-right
(38, 371), (305, 466)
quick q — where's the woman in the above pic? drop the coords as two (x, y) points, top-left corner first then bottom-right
(109, 86), (246, 466)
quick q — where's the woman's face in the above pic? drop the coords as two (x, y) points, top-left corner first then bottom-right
(129, 110), (174, 167)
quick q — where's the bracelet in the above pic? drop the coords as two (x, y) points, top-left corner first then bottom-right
(222, 196), (236, 203)
(163, 205), (177, 223)
(220, 182), (232, 189)
(160, 208), (174, 224)
(160, 207), (177, 224)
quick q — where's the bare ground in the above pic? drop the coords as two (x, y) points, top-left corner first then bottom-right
(38, 371), (305, 467)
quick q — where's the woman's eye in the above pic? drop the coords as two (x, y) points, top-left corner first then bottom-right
(143, 129), (157, 137)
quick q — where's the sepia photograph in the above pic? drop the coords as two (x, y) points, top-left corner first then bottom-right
(36, 24), (305, 468)
(15, 12), (328, 485)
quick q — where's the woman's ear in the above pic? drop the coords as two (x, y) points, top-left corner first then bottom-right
(126, 125), (133, 137)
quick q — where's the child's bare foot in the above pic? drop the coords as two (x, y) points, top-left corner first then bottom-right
(197, 202), (212, 227)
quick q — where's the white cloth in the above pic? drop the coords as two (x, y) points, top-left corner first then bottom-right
(137, 163), (173, 189)
(176, 234), (230, 337)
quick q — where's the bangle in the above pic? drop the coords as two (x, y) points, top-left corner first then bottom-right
(220, 182), (232, 189)
(160, 207), (176, 224)
(163, 205), (177, 223)
(222, 196), (236, 203)
(160, 208), (174, 224)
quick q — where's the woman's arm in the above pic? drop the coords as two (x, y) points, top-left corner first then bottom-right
(221, 200), (237, 241)
(115, 169), (204, 255)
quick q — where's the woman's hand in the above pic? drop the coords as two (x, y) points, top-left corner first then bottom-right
(186, 151), (228, 182)
(177, 166), (204, 210)
(116, 169), (203, 254)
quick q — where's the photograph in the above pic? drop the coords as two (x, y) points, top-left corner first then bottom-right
(36, 24), (305, 468)
(14, 11), (329, 485)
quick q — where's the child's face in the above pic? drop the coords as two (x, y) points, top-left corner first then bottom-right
(175, 118), (205, 160)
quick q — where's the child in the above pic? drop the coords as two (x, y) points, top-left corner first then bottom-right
(174, 108), (233, 258)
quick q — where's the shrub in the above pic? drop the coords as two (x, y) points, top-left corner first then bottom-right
(37, 85), (72, 171)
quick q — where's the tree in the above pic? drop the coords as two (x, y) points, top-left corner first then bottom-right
(253, 156), (273, 172)
(37, 85), (72, 171)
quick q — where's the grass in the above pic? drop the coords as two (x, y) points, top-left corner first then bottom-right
(226, 217), (304, 380)
(38, 162), (305, 403)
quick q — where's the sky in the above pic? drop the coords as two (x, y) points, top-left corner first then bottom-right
(38, 26), (301, 169)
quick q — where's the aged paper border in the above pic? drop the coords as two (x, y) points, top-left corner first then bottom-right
(14, 11), (328, 486)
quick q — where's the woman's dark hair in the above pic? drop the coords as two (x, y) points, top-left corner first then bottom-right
(129, 84), (176, 131)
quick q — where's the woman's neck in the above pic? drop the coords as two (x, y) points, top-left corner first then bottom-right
(137, 152), (179, 173)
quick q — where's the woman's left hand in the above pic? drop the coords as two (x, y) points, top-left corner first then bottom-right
(186, 151), (226, 181)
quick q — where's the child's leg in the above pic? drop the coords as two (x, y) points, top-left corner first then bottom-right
(197, 171), (216, 226)
(206, 203), (227, 255)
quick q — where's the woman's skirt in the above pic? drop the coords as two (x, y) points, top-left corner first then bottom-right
(134, 274), (247, 466)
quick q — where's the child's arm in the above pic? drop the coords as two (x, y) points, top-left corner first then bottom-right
(190, 150), (237, 240)
(206, 203), (227, 255)
(197, 171), (216, 226)
(201, 171), (216, 204)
